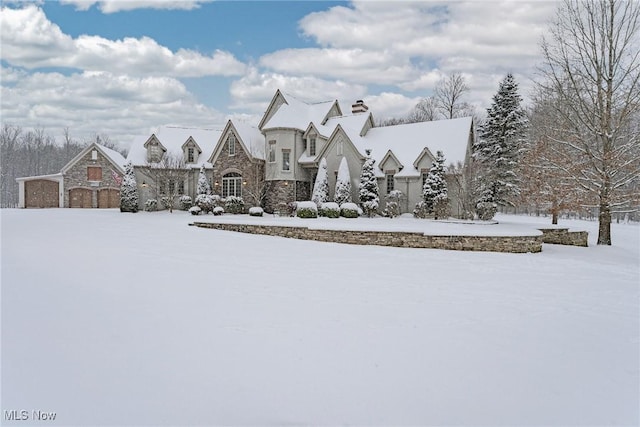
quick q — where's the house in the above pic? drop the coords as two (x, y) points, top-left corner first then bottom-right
(125, 89), (475, 215)
(16, 142), (127, 208)
(257, 90), (475, 215)
(126, 122), (264, 209)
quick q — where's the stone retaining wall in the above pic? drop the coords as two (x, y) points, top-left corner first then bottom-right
(192, 222), (543, 253)
(538, 228), (588, 247)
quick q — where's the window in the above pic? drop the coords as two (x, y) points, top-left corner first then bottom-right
(386, 173), (394, 193)
(87, 166), (102, 181)
(222, 172), (242, 198)
(168, 178), (175, 195)
(159, 180), (165, 195)
(91, 150), (98, 160)
(228, 134), (236, 156)
(187, 147), (195, 163)
(337, 139), (343, 156)
(178, 180), (185, 195)
(282, 150), (290, 171)
(309, 137), (316, 156)
(268, 140), (276, 163)
(422, 172), (428, 187)
(149, 142), (162, 162)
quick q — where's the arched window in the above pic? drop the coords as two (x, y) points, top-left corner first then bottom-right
(222, 172), (242, 198)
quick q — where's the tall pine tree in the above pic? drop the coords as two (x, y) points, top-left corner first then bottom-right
(311, 158), (329, 207)
(422, 151), (449, 219)
(473, 73), (528, 218)
(334, 157), (352, 205)
(120, 161), (138, 213)
(358, 150), (380, 217)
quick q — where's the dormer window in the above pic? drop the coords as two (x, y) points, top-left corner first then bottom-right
(228, 134), (236, 156)
(309, 137), (316, 156)
(187, 147), (195, 163)
(148, 141), (163, 163)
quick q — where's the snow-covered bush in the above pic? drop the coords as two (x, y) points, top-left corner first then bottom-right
(195, 194), (214, 214)
(320, 202), (340, 218)
(476, 200), (497, 221)
(197, 166), (211, 195)
(422, 151), (450, 220)
(119, 161), (138, 213)
(225, 196), (245, 214)
(340, 202), (359, 218)
(296, 201), (318, 218)
(249, 206), (264, 217)
(413, 201), (430, 219)
(358, 153), (380, 217)
(334, 157), (352, 206)
(383, 190), (403, 218)
(189, 206), (202, 216)
(311, 158), (329, 207)
(179, 195), (192, 210)
(144, 199), (158, 212)
(213, 206), (224, 216)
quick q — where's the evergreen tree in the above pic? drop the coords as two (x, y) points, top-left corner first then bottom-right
(473, 73), (528, 217)
(197, 165), (211, 195)
(358, 150), (380, 217)
(120, 161), (138, 213)
(311, 157), (329, 207)
(334, 157), (352, 205)
(422, 151), (450, 219)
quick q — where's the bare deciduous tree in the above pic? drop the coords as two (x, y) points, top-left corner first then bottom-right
(434, 73), (471, 120)
(539, 0), (640, 244)
(143, 153), (189, 213)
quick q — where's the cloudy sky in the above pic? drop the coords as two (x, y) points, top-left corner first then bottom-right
(1, 0), (559, 149)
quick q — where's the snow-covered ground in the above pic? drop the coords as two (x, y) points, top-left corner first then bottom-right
(1, 209), (638, 426)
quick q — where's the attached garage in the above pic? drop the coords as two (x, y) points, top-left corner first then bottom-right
(25, 179), (60, 208)
(98, 188), (120, 208)
(69, 188), (93, 208)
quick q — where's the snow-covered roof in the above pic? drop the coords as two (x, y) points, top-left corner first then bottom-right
(315, 112), (372, 138)
(127, 125), (223, 167)
(345, 117), (473, 177)
(61, 142), (127, 174)
(231, 121), (265, 160)
(262, 92), (337, 131)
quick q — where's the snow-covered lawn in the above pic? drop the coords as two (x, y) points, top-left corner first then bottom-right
(1, 209), (638, 426)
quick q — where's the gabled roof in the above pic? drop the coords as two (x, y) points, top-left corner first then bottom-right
(348, 117), (473, 177)
(61, 142), (127, 174)
(127, 125), (223, 167)
(181, 136), (202, 154)
(209, 120), (265, 164)
(379, 150), (404, 172)
(261, 92), (339, 132)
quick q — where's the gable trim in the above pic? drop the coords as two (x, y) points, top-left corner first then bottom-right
(60, 142), (125, 175)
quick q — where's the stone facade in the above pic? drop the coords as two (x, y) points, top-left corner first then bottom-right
(63, 147), (122, 208)
(212, 136), (265, 208)
(538, 228), (589, 246)
(263, 180), (312, 213)
(193, 222), (544, 253)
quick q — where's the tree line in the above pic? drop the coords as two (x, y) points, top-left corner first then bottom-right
(0, 125), (125, 207)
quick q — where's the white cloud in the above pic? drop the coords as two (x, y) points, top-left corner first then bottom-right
(229, 67), (367, 112)
(363, 92), (421, 122)
(60, 0), (212, 13)
(0, 5), (246, 77)
(0, 70), (226, 146)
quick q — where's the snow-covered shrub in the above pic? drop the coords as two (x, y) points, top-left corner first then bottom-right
(225, 196), (245, 214)
(311, 158), (329, 208)
(383, 190), (403, 218)
(334, 157), (352, 206)
(213, 206), (224, 216)
(358, 153), (380, 217)
(340, 202), (359, 218)
(189, 206), (202, 215)
(249, 206), (264, 217)
(144, 199), (158, 212)
(197, 166), (211, 195)
(320, 202), (340, 218)
(413, 201), (430, 219)
(119, 161), (138, 213)
(195, 194), (214, 214)
(476, 201), (497, 221)
(179, 195), (192, 210)
(296, 201), (318, 218)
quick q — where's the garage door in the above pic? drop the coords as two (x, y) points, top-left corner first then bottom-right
(69, 188), (93, 208)
(25, 179), (59, 208)
(98, 189), (120, 208)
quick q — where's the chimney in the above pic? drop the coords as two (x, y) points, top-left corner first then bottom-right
(352, 99), (368, 114)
